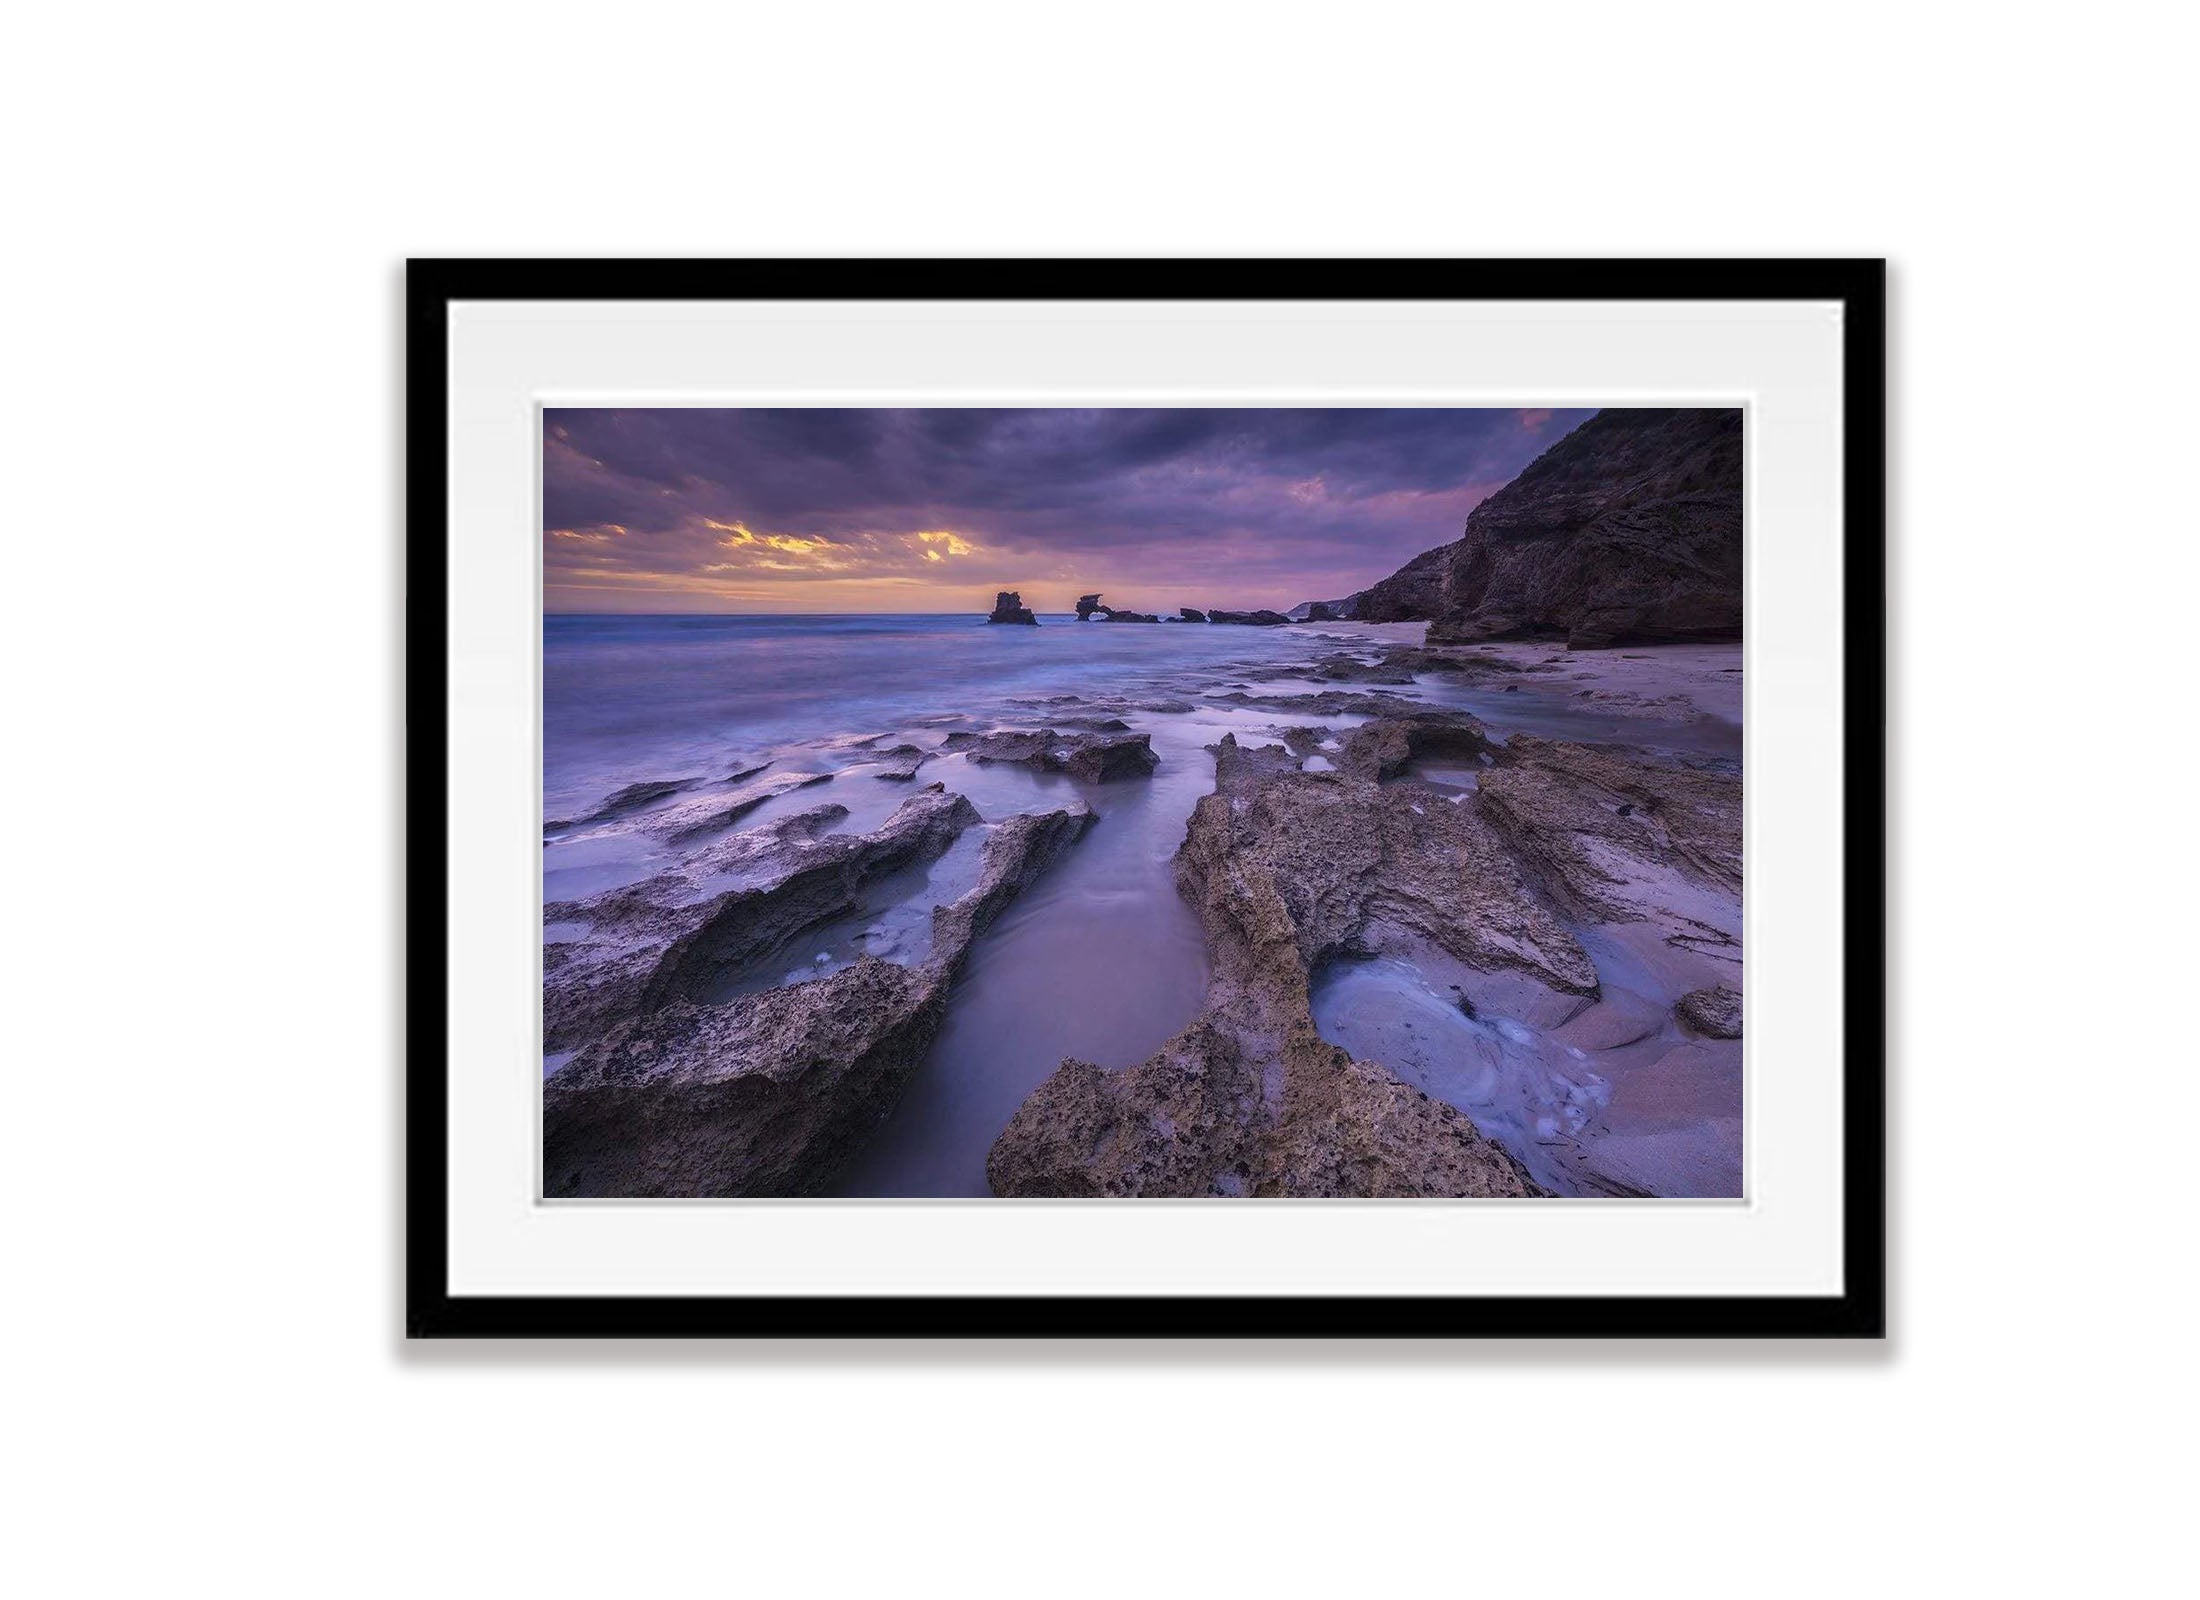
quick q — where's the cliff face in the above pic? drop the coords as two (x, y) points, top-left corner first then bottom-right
(1335, 409), (1743, 649)
(1353, 543), (1451, 623)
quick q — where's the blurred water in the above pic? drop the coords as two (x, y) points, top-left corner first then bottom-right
(545, 613), (1321, 819)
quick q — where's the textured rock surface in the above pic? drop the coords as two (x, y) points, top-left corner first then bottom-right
(1336, 711), (1498, 782)
(987, 1018), (1541, 1198)
(987, 691), (1750, 1199)
(866, 744), (928, 781)
(1676, 985), (1743, 1039)
(1204, 687), (1415, 719)
(940, 727), (1159, 782)
(1474, 735), (1743, 925)
(544, 777), (696, 833)
(1352, 543), (1451, 623)
(985, 590), (1038, 625)
(602, 769), (832, 844)
(542, 787), (979, 1052)
(1347, 409), (1743, 648)
(546, 803), (1095, 1197)
(987, 732), (1592, 1198)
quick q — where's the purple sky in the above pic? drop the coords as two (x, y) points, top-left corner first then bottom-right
(544, 407), (1591, 614)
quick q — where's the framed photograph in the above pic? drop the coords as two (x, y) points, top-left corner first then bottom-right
(407, 259), (1884, 1338)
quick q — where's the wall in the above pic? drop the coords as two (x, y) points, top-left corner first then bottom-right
(6, 3), (2185, 1594)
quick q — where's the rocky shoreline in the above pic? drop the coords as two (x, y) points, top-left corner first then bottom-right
(542, 626), (1742, 1199)
(986, 672), (1742, 1198)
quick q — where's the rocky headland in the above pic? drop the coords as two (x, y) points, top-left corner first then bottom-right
(977, 412), (1743, 653)
(1292, 408), (1744, 650)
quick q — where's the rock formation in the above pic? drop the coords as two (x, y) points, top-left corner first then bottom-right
(543, 776), (695, 833)
(1073, 593), (1162, 622)
(1473, 736), (1742, 927)
(1341, 409), (1744, 648)
(546, 802), (1095, 1197)
(986, 591), (1038, 625)
(867, 744), (928, 781)
(1335, 711), (1498, 782)
(987, 687), (1746, 1199)
(1676, 985), (1743, 1039)
(1207, 607), (1291, 626)
(1353, 543), (1452, 623)
(542, 787), (978, 1053)
(986, 731), (1602, 1198)
(1180, 607), (1207, 623)
(939, 727), (1158, 782)
(596, 768), (832, 844)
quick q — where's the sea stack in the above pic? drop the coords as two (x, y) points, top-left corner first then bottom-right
(1075, 593), (1107, 620)
(986, 590), (1038, 625)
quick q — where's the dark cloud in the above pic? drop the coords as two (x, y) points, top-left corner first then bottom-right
(544, 407), (1593, 612)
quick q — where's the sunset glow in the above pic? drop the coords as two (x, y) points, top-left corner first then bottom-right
(544, 407), (1591, 614)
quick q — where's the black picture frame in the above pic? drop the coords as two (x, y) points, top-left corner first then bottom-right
(406, 258), (1886, 1340)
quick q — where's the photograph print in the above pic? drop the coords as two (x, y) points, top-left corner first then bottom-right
(540, 404), (1744, 1201)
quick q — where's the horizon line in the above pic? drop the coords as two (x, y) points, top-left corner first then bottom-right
(540, 608), (1332, 618)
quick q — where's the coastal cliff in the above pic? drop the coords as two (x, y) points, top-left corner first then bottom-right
(1296, 408), (1743, 649)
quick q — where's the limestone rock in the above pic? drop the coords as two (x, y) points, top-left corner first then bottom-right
(544, 777), (694, 833)
(542, 787), (979, 1052)
(1336, 711), (1496, 782)
(546, 803), (1095, 1196)
(940, 727), (1158, 782)
(988, 730), (1590, 1198)
(1676, 985), (1743, 1038)
(867, 744), (928, 781)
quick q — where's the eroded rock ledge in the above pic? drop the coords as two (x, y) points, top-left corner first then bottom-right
(988, 709), (1745, 1199)
(543, 786), (977, 1053)
(987, 733), (1590, 1198)
(547, 801), (1095, 1197)
(940, 727), (1159, 782)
